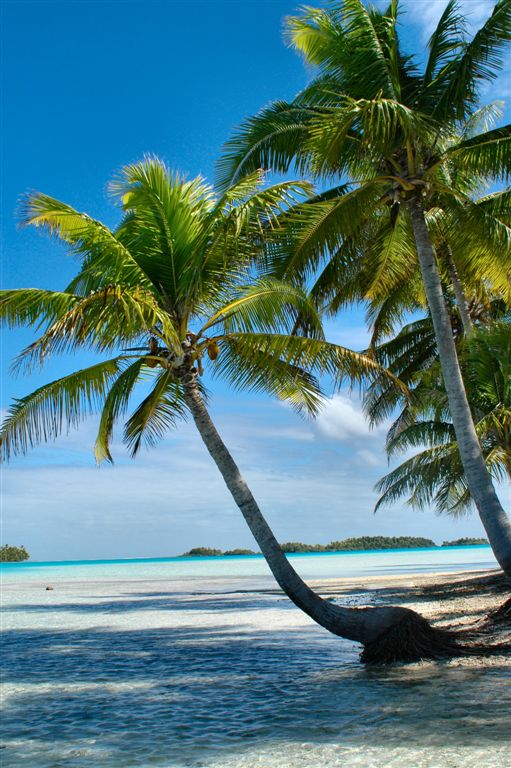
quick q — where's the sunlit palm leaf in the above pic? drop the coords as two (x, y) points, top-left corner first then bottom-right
(123, 370), (188, 456)
(19, 194), (155, 293)
(0, 289), (78, 330)
(12, 285), (181, 373)
(199, 279), (324, 338)
(94, 359), (146, 463)
(1, 358), (124, 460)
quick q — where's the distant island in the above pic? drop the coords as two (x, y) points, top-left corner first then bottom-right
(182, 547), (257, 557)
(279, 536), (437, 552)
(0, 545), (29, 562)
(180, 536), (489, 557)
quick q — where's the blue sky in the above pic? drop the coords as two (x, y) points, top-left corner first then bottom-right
(1, 0), (510, 560)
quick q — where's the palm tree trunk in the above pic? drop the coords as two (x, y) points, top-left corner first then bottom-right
(180, 364), (460, 662)
(444, 247), (473, 336)
(409, 199), (511, 575)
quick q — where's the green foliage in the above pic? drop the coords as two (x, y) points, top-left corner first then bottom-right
(0, 545), (29, 562)
(184, 538), (437, 554)
(219, 0), (511, 340)
(442, 538), (488, 546)
(223, 549), (257, 556)
(221, 0), (511, 186)
(280, 541), (326, 552)
(2, 158), (394, 462)
(374, 322), (511, 515)
(181, 547), (257, 556)
(280, 537), (436, 552)
(181, 547), (223, 557)
(326, 536), (436, 551)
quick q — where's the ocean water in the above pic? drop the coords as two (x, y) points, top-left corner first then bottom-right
(0, 543), (498, 582)
(2, 547), (510, 768)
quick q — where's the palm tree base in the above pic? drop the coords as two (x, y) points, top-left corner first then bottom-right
(484, 596), (511, 624)
(361, 610), (461, 663)
(360, 603), (511, 664)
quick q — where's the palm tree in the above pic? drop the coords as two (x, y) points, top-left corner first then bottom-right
(217, 0), (511, 574)
(369, 322), (511, 516)
(2, 156), (461, 663)
(292, 184), (511, 354)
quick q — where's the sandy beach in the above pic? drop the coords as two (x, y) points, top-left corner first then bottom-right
(312, 568), (511, 666)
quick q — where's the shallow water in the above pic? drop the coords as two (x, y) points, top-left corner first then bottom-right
(2, 550), (509, 767)
(0, 543), (497, 582)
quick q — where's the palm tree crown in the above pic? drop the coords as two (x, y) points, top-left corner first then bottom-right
(218, 0), (511, 300)
(0, 157), (386, 463)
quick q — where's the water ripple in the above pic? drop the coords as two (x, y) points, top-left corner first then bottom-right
(2, 579), (510, 767)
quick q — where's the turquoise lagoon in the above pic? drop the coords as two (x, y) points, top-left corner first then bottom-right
(0, 542), (497, 581)
(2, 546), (509, 767)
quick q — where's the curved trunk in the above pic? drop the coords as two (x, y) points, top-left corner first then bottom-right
(180, 365), (458, 662)
(409, 199), (511, 575)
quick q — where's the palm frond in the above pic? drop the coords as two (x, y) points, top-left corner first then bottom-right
(216, 332), (407, 395)
(363, 319), (438, 426)
(365, 276), (424, 348)
(285, 5), (344, 67)
(386, 419), (456, 454)
(439, 124), (511, 182)
(374, 444), (468, 515)
(363, 210), (419, 305)
(305, 97), (435, 177)
(12, 285), (181, 373)
(19, 193), (154, 293)
(123, 370), (188, 456)
(460, 100), (504, 138)
(431, 0), (511, 121)
(340, 0), (401, 99)
(273, 181), (386, 281)
(94, 359), (146, 463)
(1, 358), (124, 460)
(306, 237), (365, 315)
(422, 1), (465, 95)
(215, 336), (325, 416)
(216, 101), (317, 191)
(0, 289), (78, 330)
(110, 158), (216, 302)
(199, 279), (324, 339)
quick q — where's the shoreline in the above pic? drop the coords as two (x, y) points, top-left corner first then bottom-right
(309, 568), (510, 666)
(3, 563), (508, 665)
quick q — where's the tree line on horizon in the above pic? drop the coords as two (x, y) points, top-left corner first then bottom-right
(0, 545), (29, 562)
(181, 537), (488, 557)
(0, 536), (489, 562)
(1, 0), (510, 662)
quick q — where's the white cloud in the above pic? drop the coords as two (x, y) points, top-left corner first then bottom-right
(314, 394), (383, 442)
(401, 0), (495, 40)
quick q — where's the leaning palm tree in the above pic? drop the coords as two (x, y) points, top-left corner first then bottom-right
(218, 0), (511, 574)
(2, 156), (467, 663)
